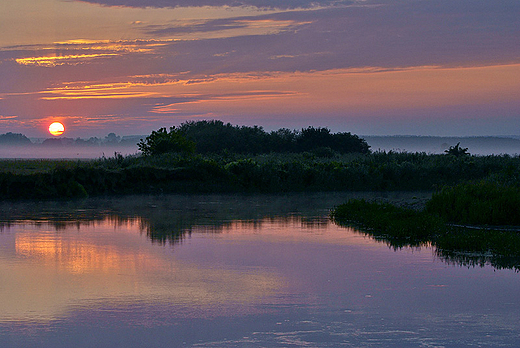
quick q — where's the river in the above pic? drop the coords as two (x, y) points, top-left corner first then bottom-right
(1, 193), (519, 347)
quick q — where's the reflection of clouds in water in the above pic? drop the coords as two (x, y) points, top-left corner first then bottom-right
(0, 220), (283, 323)
(1, 194), (520, 347)
(0, 201), (380, 324)
(15, 232), (154, 274)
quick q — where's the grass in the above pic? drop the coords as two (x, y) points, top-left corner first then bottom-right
(0, 159), (80, 175)
(331, 199), (444, 247)
(331, 182), (520, 269)
(425, 180), (520, 225)
(1, 151), (519, 200)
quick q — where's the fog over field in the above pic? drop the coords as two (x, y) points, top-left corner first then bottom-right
(0, 145), (140, 159)
(0, 133), (141, 159)
(364, 136), (520, 156)
(1, 133), (519, 159)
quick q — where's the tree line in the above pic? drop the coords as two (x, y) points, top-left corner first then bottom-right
(138, 120), (371, 156)
(0, 132), (139, 147)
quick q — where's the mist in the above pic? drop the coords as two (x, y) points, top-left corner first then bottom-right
(364, 136), (520, 156)
(0, 132), (141, 159)
(2, 132), (520, 159)
(0, 145), (140, 159)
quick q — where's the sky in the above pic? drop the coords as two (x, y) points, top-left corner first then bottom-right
(1, 0), (519, 138)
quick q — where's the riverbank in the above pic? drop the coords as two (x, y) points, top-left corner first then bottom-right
(331, 182), (520, 266)
(1, 151), (518, 200)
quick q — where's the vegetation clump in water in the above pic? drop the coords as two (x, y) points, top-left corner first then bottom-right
(331, 199), (444, 247)
(331, 180), (520, 269)
(425, 181), (520, 226)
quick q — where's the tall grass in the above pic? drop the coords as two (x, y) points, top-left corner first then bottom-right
(331, 180), (520, 269)
(1, 152), (519, 200)
(426, 181), (520, 225)
(331, 199), (444, 247)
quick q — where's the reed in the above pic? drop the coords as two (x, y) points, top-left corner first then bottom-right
(331, 199), (444, 246)
(426, 181), (520, 225)
(331, 180), (520, 266)
(1, 152), (519, 199)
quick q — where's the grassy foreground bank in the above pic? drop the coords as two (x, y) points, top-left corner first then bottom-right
(1, 151), (519, 200)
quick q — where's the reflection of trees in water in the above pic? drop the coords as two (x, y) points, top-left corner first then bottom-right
(436, 250), (520, 272)
(4, 193), (519, 270)
(0, 211), (327, 246)
(346, 226), (430, 250)
(0, 211), (210, 246)
(338, 222), (520, 272)
(138, 215), (228, 245)
(0, 193), (338, 246)
(1, 192), (362, 244)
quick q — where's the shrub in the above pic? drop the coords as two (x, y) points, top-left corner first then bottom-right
(138, 127), (195, 156)
(445, 142), (469, 157)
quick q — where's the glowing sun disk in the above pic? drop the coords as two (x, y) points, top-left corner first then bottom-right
(49, 122), (65, 136)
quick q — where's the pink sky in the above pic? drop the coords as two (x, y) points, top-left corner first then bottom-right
(1, 0), (519, 137)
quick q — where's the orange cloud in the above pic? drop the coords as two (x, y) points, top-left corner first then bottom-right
(21, 63), (520, 131)
(157, 64), (520, 116)
(15, 53), (119, 67)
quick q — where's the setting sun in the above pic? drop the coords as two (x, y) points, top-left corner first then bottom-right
(48, 122), (65, 136)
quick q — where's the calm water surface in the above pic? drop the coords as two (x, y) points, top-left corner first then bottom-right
(1, 193), (519, 347)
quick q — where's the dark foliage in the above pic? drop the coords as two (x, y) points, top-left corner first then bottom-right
(177, 120), (370, 155)
(0, 132), (32, 145)
(178, 120), (270, 154)
(297, 126), (370, 154)
(445, 142), (469, 157)
(138, 127), (195, 156)
(1, 151), (519, 200)
(426, 181), (520, 225)
(332, 195), (520, 269)
(331, 199), (444, 246)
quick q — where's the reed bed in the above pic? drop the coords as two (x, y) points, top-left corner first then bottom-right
(1, 151), (519, 200)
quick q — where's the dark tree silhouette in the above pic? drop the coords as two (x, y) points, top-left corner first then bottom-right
(0, 132), (32, 145)
(445, 142), (469, 157)
(147, 120), (370, 155)
(138, 127), (195, 156)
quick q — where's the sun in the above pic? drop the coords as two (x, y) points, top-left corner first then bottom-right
(48, 122), (65, 136)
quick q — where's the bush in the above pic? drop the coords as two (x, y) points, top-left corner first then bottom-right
(177, 120), (370, 155)
(445, 142), (469, 157)
(138, 127), (195, 156)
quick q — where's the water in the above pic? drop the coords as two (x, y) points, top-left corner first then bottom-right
(1, 193), (519, 347)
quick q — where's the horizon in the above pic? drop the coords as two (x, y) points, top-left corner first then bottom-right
(2, 128), (520, 159)
(1, 1), (520, 138)
(3, 128), (520, 141)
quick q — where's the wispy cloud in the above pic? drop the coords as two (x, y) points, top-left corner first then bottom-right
(0, 115), (18, 124)
(143, 17), (311, 36)
(16, 54), (119, 67)
(3, 0), (520, 136)
(74, 0), (356, 9)
(150, 90), (298, 113)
